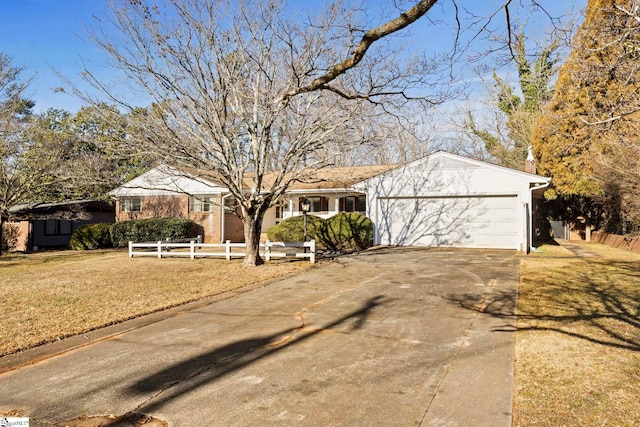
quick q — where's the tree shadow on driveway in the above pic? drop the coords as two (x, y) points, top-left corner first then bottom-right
(445, 260), (640, 352)
(126, 295), (387, 413)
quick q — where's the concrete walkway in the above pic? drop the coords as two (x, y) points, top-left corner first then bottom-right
(0, 248), (520, 426)
(556, 240), (601, 258)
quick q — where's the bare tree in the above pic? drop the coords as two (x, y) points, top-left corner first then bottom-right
(78, 0), (454, 266)
(76, 0), (568, 265)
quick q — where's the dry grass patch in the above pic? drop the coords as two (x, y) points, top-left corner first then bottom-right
(514, 242), (640, 426)
(0, 250), (313, 356)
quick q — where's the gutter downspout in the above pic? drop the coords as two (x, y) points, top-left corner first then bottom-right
(529, 181), (550, 253)
(221, 193), (234, 243)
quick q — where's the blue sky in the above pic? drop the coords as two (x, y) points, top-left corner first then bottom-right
(0, 0), (109, 112)
(0, 0), (587, 114)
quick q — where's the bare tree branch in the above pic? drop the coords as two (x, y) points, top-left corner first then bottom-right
(278, 0), (438, 102)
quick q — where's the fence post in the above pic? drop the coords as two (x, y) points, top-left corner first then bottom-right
(265, 240), (271, 261)
(310, 239), (316, 263)
(157, 241), (162, 259)
(226, 240), (231, 260)
(190, 240), (195, 260)
(129, 241), (133, 258)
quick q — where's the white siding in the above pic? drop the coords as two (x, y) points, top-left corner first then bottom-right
(363, 152), (549, 251)
(377, 195), (519, 249)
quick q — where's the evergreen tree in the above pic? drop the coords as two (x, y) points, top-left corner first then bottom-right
(532, 0), (640, 231)
(465, 33), (558, 169)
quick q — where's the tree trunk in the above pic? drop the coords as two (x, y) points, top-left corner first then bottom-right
(0, 218), (4, 257)
(242, 206), (267, 267)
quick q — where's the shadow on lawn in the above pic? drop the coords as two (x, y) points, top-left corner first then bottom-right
(446, 259), (640, 352)
(126, 295), (387, 413)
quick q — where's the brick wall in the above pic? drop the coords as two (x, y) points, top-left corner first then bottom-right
(114, 194), (248, 243)
(591, 231), (640, 253)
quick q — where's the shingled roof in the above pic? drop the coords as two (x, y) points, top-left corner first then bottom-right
(243, 164), (399, 191)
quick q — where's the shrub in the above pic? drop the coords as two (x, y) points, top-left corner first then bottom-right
(266, 213), (374, 253)
(317, 212), (374, 252)
(2, 222), (20, 252)
(266, 215), (326, 248)
(70, 223), (114, 250)
(110, 218), (199, 248)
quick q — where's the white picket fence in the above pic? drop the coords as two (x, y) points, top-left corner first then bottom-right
(128, 238), (316, 263)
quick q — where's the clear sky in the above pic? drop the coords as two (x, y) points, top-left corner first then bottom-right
(0, 0), (110, 112)
(0, 0), (588, 114)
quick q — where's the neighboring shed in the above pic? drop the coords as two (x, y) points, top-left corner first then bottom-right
(359, 151), (550, 252)
(7, 200), (115, 252)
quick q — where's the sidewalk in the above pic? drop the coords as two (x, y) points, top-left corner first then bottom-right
(556, 239), (601, 258)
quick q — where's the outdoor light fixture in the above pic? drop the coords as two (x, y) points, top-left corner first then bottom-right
(301, 198), (311, 242)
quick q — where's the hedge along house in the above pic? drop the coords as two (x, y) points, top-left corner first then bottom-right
(108, 152), (550, 252)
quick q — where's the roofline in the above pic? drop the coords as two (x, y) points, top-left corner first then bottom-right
(430, 151), (551, 182)
(108, 164), (226, 196)
(366, 151), (550, 183)
(282, 188), (366, 195)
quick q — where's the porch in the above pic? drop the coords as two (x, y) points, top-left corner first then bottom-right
(261, 192), (367, 230)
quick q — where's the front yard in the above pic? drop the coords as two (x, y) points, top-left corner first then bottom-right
(0, 250), (312, 357)
(2, 242), (639, 424)
(514, 242), (640, 426)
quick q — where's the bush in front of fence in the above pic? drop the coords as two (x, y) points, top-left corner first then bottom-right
(266, 215), (326, 249)
(110, 218), (200, 248)
(70, 223), (114, 250)
(317, 212), (374, 252)
(266, 213), (374, 253)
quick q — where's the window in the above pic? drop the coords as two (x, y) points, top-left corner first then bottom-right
(190, 195), (216, 213)
(300, 196), (328, 213)
(339, 195), (366, 213)
(224, 196), (239, 213)
(44, 219), (73, 236)
(121, 197), (141, 212)
(275, 200), (286, 223)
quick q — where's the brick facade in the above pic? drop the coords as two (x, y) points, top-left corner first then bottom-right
(114, 194), (245, 243)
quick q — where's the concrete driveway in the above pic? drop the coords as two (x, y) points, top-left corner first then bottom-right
(0, 247), (519, 426)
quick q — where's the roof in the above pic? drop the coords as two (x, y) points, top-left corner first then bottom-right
(108, 165), (227, 196)
(108, 152), (550, 196)
(248, 164), (399, 191)
(8, 200), (115, 220)
(110, 164), (400, 196)
(359, 151), (550, 185)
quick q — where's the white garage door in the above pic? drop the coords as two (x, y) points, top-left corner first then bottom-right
(377, 195), (519, 249)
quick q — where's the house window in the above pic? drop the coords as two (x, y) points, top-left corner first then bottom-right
(224, 196), (239, 212)
(44, 219), (73, 236)
(275, 200), (286, 223)
(339, 195), (366, 213)
(300, 196), (328, 213)
(190, 195), (216, 213)
(121, 197), (141, 212)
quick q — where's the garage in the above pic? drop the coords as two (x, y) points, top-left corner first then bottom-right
(360, 151), (550, 252)
(377, 195), (519, 249)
